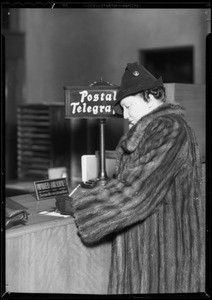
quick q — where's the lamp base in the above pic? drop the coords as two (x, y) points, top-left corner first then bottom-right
(80, 178), (107, 188)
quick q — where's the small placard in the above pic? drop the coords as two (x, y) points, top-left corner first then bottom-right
(34, 178), (70, 200)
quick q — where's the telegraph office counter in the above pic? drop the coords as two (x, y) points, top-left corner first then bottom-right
(6, 193), (111, 294)
(6, 169), (206, 295)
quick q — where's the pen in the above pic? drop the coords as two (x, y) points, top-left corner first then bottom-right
(69, 184), (80, 197)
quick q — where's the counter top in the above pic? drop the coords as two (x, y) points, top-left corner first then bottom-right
(6, 193), (75, 238)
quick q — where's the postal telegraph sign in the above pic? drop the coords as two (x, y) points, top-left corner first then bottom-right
(64, 82), (120, 118)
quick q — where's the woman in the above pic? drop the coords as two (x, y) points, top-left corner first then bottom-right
(58, 62), (205, 294)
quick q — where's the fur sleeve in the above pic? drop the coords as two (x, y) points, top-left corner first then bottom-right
(72, 116), (189, 244)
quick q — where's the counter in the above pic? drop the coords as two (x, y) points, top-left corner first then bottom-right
(6, 193), (111, 294)
(5, 162), (206, 294)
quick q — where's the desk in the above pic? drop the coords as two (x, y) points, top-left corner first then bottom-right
(6, 194), (111, 294)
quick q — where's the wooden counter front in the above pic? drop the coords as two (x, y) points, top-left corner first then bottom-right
(6, 194), (111, 294)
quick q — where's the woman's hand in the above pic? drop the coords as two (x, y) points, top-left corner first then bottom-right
(55, 195), (73, 216)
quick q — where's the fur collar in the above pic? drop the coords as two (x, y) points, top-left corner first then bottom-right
(117, 103), (185, 154)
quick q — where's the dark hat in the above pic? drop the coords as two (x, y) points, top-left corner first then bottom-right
(113, 62), (164, 115)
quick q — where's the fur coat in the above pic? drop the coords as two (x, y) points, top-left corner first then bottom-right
(72, 103), (205, 294)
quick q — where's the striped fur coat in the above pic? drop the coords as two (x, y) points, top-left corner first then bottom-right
(72, 103), (205, 294)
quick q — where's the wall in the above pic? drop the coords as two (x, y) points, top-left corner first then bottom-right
(18, 8), (209, 103)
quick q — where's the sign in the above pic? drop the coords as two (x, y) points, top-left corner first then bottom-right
(64, 83), (121, 118)
(34, 178), (70, 200)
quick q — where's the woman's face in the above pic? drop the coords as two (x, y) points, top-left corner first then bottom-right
(120, 94), (151, 127)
